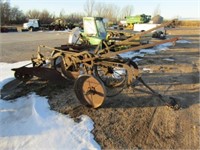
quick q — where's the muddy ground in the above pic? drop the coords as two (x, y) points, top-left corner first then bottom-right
(1, 28), (200, 149)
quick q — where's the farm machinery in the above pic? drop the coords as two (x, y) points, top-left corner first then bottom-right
(8, 20), (180, 109)
(76, 17), (152, 47)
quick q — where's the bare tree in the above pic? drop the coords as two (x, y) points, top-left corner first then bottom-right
(95, 2), (104, 17)
(0, 1), (26, 25)
(84, 0), (95, 17)
(102, 4), (119, 22)
(65, 13), (83, 23)
(26, 9), (40, 19)
(10, 6), (26, 24)
(153, 4), (161, 17)
(59, 9), (65, 19)
(0, 1), (11, 24)
(39, 9), (54, 24)
(26, 9), (54, 24)
(120, 5), (134, 19)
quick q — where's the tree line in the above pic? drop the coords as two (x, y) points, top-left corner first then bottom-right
(0, 0), (134, 25)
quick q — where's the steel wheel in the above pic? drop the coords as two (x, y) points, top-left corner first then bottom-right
(94, 65), (127, 88)
(74, 75), (106, 108)
(94, 60), (139, 97)
(94, 63), (127, 97)
(51, 52), (80, 80)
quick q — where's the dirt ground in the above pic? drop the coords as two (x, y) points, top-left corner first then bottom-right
(1, 28), (200, 149)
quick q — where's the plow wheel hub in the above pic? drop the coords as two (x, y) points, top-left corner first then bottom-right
(74, 75), (106, 108)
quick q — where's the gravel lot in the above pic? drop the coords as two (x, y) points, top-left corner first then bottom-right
(0, 31), (69, 62)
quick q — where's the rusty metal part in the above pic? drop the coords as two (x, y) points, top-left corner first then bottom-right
(94, 58), (139, 86)
(101, 37), (180, 58)
(59, 51), (94, 79)
(1, 79), (25, 99)
(134, 77), (180, 110)
(74, 75), (106, 108)
(94, 59), (139, 97)
(12, 67), (67, 84)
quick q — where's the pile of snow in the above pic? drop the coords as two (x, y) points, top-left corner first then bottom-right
(119, 41), (175, 61)
(38, 29), (70, 33)
(0, 62), (100, 150)
(163, 58), (175, 62)
(176, 40), (191, 43)
(0, 61), (30, 89)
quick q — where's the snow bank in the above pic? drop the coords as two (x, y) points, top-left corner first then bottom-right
(0, 61), (30, 89)
(0, 62), (100, 150)
(0, 94), (100, 150)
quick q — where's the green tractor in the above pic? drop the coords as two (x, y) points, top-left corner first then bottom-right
(81, 17), (107, 45)
(67, 17), (151, 50)
(125, 14), (151, 29)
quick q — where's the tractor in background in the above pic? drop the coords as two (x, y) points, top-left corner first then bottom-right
(75, 17), (152, 48)
(125, 14), (151, 29)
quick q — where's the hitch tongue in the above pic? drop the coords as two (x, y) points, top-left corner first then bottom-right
(136, 77), (181, 110)
(166, 97), (181, 110)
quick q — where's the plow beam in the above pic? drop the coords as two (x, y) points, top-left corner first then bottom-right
(102, 37), (180, 58)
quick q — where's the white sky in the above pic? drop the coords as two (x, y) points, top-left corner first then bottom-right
(9, 0), (200, 19)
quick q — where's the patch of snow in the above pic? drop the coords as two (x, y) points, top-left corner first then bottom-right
(163, 58), (175, 62)
(0, 61), (30, 89)
(119, 51), (144, 59)
(133, 58), (143, 62)
(119, 41), (174, 61)
(176, 40), (191, 43)
(142, 68), (153, 73)
(0, 62), (100, 150)
(140, 48), (156, 54)
(154, 42), (173, 51)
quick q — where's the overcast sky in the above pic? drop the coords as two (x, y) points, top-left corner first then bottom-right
(9, 0), (200, 19)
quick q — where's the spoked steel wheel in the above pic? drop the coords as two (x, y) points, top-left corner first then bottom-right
(94, 60), (139, 97)
(51, 52), (80, 80)
(74, 75), (106, 108)
(94, 64), (127, 97)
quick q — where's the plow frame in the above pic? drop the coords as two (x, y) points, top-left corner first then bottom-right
(11, 19), (180, 109)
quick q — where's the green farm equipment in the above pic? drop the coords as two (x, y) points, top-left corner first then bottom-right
(81, 17), (107, 45)
(71, 17), (174, 50)
(125, 14), (151, 29)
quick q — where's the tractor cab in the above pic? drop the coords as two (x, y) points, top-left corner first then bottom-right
(81, 17), (107, 45)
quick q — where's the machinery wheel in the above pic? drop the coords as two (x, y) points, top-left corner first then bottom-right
(29, 26), (34, 32)
(51, 52), (79, 79)
(94, 65), (126, 87)
(74, 75), (106, 108)
(94, 64), (127, 97)
(94, 60), (139, 97)
(51, 52), (63, 71)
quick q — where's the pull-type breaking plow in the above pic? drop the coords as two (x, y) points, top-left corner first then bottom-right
(10, 20), (180, 109)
